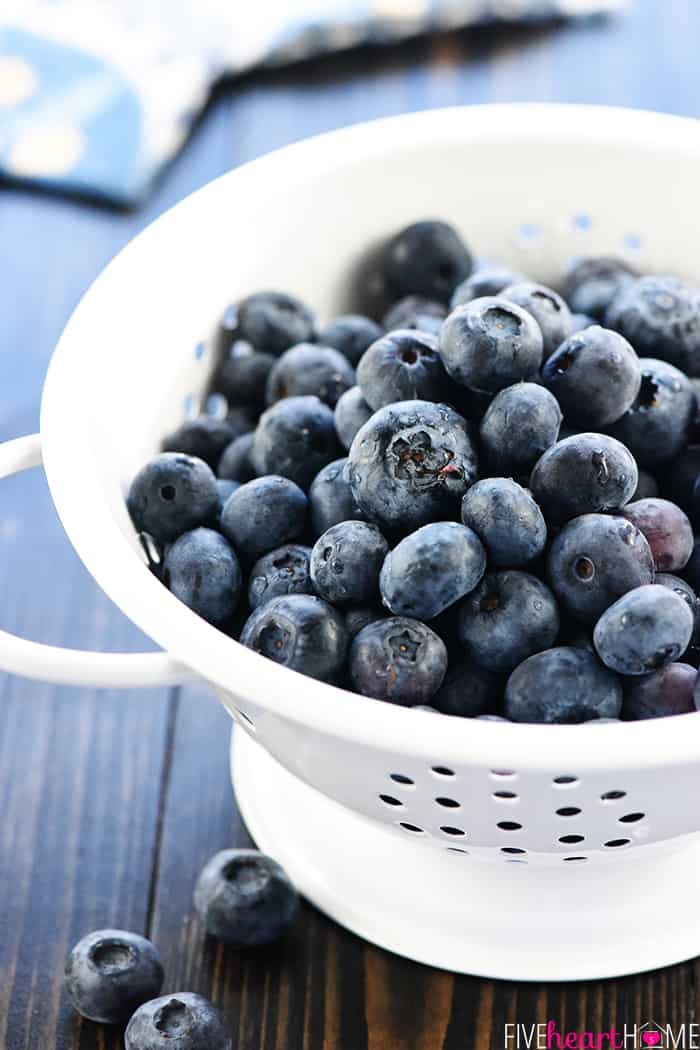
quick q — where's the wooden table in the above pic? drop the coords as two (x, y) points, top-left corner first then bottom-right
(2, 3), (700, 1047)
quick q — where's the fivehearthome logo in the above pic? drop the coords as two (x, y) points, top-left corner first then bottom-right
(504, 1019), (700, 1048)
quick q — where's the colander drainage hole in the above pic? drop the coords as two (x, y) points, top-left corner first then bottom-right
(556, 807), (581, 817)
(619, 812), (645, 824)
(492, 791), (518, 801)
(194, 341), (206, 360)
(490, 769), (516, 779)
(501, 847), (526, 855)
(435, 797), (460, 808)
(440, 826), (465, 836)
(390, 773), (414, 786)
(235, 709), (255, 732)
(553, 775), (579, 787)
(601, 790), (626, 802)
(559, 834), (584, 845)
(447, 847), (469, 855)
(563, 856), (587, 863)
(497, 821), (522, 831)
(379, 795), (402, 807)
(604, 838), (631, 848)
(399, 822), (423, 834)
(431, 766), (455, 777)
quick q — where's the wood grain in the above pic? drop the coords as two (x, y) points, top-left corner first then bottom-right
(4, 2), (700, 1047)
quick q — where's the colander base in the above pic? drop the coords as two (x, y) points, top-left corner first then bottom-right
(231, 729), (700, 981)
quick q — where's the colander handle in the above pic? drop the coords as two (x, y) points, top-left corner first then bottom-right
(0, 434), (194, 688)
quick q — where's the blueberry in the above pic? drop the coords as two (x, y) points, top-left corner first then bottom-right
(379, 521), (486, 620)
(684, 536), (700, 592)
(265, 343), (355, 407)
(606, 275), (700, 375)
(125, 993), (230, 1050)
(194, 849), (298, 945)
(310, 521), (388, 606)
(656, 573), (700, 663)
(432, 659), (501, 718)
(211, 345), (276, 408)
(318, 314), (383, 366)
(632, 469), (659, 501)
(162, 416), (245, 470)
(569, 312), (597, 334)
(382, 296), (447, 335)
(334, 386), (373, 450)
(607, 358), (694, 468)
(461, 478), (546, 567)
(593, 584), (694, 675)
(247, 544), (313, 610)
(478, 382), (562, 476)
(562, 256), (638, 321)
(251, 395), (341, 490)
(546, 513), (654, 624)
(64, 929), (163, 1024)
(542, 326), (641, 427)
(163, 528), (242, 627)
(240, 594), (347, 681)
(349, 617), (447, 705)
(382, 220), (472, 304)
(529, 433), (638, 523)
(662, 444), (700, 514)
(346, 400), (478, 532)
(345, 606), (385, 638)
(501, 281), (572, 359)
(220, 475), (307, 561)
(127, 453), (220, 543)
(217, 432), (256, 482)
(504, 646), (622, 723)
(309, 458), (366, 536)
(439, 297), (543, 393)
(216, 479), (239, 508)
(621, 498), (694, 572)
(357, 329), (449, 410)
(622, 662), (697, 720)
(237, 291), (315, 355)
(450, 266), (526, 308)
(457, 571), (560, 673)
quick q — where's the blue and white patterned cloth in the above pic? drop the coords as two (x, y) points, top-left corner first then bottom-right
(0, 1), (625, 205)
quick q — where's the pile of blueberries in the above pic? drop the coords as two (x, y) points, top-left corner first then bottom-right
(127, 219), (700, 723)
(64, 849), (298, 1048)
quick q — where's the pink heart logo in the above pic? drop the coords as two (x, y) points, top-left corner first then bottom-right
(642, 1034), (661, 1047)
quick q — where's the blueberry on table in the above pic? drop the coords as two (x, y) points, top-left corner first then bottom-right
(334, 386), (373, 450)
(561, 256), (638, 321)
(593, 584), (694, 675)
(357, 329), (450, 410)
(547, 513), (654, 624)
(607, 357), (695, 468)
(217, 432), (256, 482)
(457, 571), (560, 673)
(309, 458), (366, 536)
(240, 594), (347, 682)
(461, 478), (547, 567)
(127, 453), (220, 543)
(247, 544), (313, 610)
(220, 475), (307, 562)
(162, 415), (246, 471)
(383, 295), (447, 335)
(163, 528), (242, 627)
(194, 849), (299, 946)
(379, 521), (486, 620)
(349, 617), (447, 706)
(346, 400), (478, 532)
(501, 280), (572, 360)
(504, 646), (623, 723)
(64, 929), (163, 1024)
(478, 382), (562, 476)
(432, 659), (501, 718)
(529, 432), (638, 524)
(211, 345), (276, 409)
(251, 395), (341, 490)
(237, 291), (315, 355)
(606, 275), (700, 375)
(622, 662), (697, 720)
(450, 265), (526, 308)
(621, 498), (694, 572)
(265, 343), (355, 407)
(125, 993), (230, 1050)
(439, 296), (543, 393)
(382, 220), (472, 304)
(310, 520), (388, 606)
(318, 314), (383, 366)
(542, 326), (641, 428)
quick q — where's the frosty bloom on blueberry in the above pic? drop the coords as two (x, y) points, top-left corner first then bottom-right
(125, 221), (700, 723)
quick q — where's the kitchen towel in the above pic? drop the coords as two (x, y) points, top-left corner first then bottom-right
(0, 0), (626, 205)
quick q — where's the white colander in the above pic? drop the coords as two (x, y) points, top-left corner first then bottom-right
(3, 105), (700, 982)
